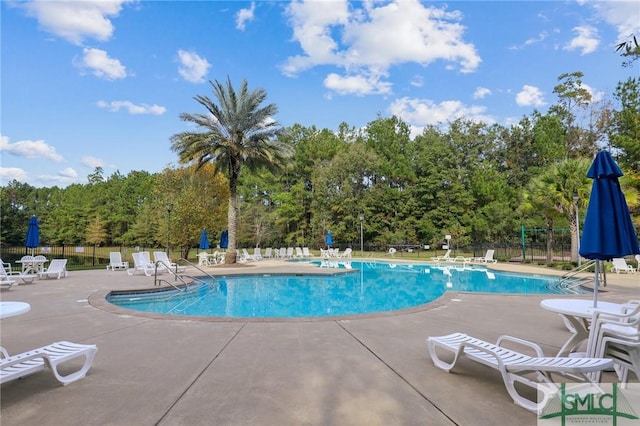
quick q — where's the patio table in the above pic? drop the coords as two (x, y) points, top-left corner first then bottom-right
(540, 298), (625, 356)
(0, 301), (31, 319)
(15, 258), (48, 275)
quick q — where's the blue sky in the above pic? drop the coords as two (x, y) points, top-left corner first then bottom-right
(1, 0), (638, 188)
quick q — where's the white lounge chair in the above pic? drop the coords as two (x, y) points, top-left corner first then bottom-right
(0, 259), (36, 284)
(427, 332), (613, 413)
(106, 252), (129, 271)
(286, 247), (294, 258)
(153, 251), (186, 273)
(295, 247), (304, 258)
(431, 249), (451, 262)
(340, 248), (352, 258)
(472, 249), (497, 263)
(127, 252), (155, 276)
(253, 247), (263, 261)
(1, 341), (97, 385)
(611, 258), (635, 274)
(263, 247), (273, 259)
(37, 259), (68, 279)
(240, 249), (255, 262)
(302, 247), (312, 258)
(0, 277), (16, 290)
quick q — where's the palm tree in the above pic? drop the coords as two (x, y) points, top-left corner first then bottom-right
(521, 159), (591, 263)
(171, 78), (292, 263)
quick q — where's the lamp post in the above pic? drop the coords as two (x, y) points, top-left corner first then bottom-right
(573, 193), (581, 266)
(358, 213), (364, 258)
(166, 203), (173, 255)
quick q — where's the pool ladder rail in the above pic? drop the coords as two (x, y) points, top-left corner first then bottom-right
(555, 260), (604, 293)
(153, 258), (215, 291)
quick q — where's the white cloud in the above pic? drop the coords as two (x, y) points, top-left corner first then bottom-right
(582, 83), (605, 104)
(282, 0), (480, 96)
(389, 97), (494, 129)
(409, 75), (423, 87)
(34, 169), (81, 187)
(0, 135), (64, 162)
(515, 85), (545, 107)
(236, 2), (256, 31)
(17, 0), (134, 45)
(74, 48), (128, 80)
(324, 72), (392, 96)
(509, 31), (548, 50)
(473, 87), (491, 99)
(96, 100), (166, 115)
(177, 50), (210, 83)
(81, 156), (105, 169)
(563, 26), (599, 55)
(589, 1), (640, 43)
(0, 167), (29, 184)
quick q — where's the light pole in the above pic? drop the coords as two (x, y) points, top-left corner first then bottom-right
(166, 203), (173, 255)
(573, 193), (581, 266)
(358, 213), (364, 258)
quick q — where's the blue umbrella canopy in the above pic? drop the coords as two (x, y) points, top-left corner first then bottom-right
(199, 228), (210, 250)
(579, 150), (639, 307)
(326, 230), (333, 247)
(25, 215), (40, 250)
(579, 150), (639, 260)
(219, 230), (228, 249)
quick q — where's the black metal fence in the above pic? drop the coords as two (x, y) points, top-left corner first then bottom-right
(1, 238), (578, 271)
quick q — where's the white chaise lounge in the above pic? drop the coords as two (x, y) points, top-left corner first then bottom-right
(611, 258), (635, 274)
(128, 252), (156, 276)
(106, 252), (129, 271)
(427, 332), (613, 413)
(0, 259), (36, 284)
(37, 259), (68, 279)
(1, 341), (97, 385)
(472, 249), (497, 263)
(153, 251), (186, 273)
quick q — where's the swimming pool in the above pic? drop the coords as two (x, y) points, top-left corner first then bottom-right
(106, 261), (582, 319)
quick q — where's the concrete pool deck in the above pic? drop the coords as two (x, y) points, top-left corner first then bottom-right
(0, 258), (638, 425)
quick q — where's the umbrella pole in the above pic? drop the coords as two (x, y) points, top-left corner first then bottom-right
(593, 260), (599, 308)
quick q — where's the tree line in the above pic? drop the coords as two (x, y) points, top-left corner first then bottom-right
(1, 72), (638, 264)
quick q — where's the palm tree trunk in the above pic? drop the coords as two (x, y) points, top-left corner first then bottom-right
(225, 158), (241, 264)
(569, 204), (579, 263)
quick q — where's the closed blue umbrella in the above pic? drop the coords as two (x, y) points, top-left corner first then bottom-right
(219, 230), (228, 249)
(25, 215), (40, 254)
(199, 228), (210, 250)
(326, 230), (333, 247)
(579, 150), (640, 307)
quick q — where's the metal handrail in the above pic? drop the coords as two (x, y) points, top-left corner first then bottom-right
(153, 258), (217, 290)
(557, 259), (607, 290)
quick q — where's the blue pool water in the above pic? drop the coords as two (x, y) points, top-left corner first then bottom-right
(107, 261), (580, 318)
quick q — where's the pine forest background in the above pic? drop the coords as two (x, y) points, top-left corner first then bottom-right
(1, 72), (639, 267)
